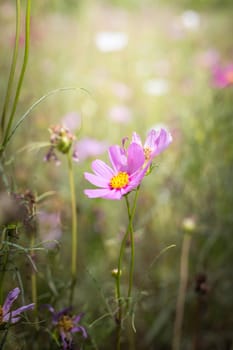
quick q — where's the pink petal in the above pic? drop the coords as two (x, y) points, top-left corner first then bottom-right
(84, 172), (109, 188)
(127, 143), (145, 174)
(84, 188), (122, 200)
(108, 145), (127, 172)
(131, 132), (143, 147)
(91, 159), (114, 178)
(84, 188), (112, 198)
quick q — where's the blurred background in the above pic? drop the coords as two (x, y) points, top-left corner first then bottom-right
(0, 0), (233, 349)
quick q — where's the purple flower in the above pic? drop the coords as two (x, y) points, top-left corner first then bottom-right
(131, 128), (172, 165)
(212, 63), (233, 88)
(84, 142), (148, 200)
(46, 305), (87, 350)
(0, 287), (34, 325)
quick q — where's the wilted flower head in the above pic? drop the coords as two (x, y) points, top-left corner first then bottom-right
(84, 142), (148, 200)
(45, 305), (87, 350)
(44, 125), (77, 165)
(131, 128), (172, 169)
(10, 190), (37, 235)
(0, 287), (34, 327)
(212, 63), (233, 88)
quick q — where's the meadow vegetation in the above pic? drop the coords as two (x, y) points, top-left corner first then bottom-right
(0, 1), (233, 349)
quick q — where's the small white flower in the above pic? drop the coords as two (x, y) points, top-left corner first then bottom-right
(95, 31), (128, 52)
(181, 10), (200, 30)
(143, 79), (169, 96)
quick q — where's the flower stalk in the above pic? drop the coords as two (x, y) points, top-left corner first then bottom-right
(2, 0), (31, 151)
(1, 0), (21, 136)
(67, 151), (78, 303)
(115, 189), (139, 350)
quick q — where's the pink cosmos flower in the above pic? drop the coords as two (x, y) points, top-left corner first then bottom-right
(131, 128), (172, 165)
(0, 287), (34, 326)
(212, 63), (233, 88)
(84, 143), (148, 200)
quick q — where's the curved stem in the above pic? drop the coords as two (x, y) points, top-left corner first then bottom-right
(1, 0), (21, 136)
(67, 152), (78, 304)
(2, 0), (31, 149)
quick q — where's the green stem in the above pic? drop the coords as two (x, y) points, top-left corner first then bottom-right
(2, 0), (31, 150)
(30, 234), (37, 314)
(0, 229), (9, 304)
(115, 188), (140, 349)
(1, 0), (21, 136)
(115, 228), (129, 320)
(126, 188), (139, 309)
(172, 232), (192, 350)
(67, 152), (78, 303)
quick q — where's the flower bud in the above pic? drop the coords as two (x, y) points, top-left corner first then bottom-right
(111, 268), (122, 278)
(182, 216), (196, 233)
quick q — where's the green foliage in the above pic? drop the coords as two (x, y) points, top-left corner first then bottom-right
(0, 0), (233, 349)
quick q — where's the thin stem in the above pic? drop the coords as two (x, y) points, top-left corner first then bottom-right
(115, 229), (129, 322)
(30, 234), (37, 314)
(67, 152), (78, 304)
(0, 229), (9, 305)
(126, 188), (139, 309)
(2, 0), (31, 149)
(1, 0), (21, 135)
(115, 188), (140, 350)
(172, 233), (192, 350)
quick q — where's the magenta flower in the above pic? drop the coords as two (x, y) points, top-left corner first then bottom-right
(131, 128), (172, 165)
(0, 287), (34, 326)
(84, 142), (148, 200)
(212, 63), (233, 88)
(45, 305), (87, 350)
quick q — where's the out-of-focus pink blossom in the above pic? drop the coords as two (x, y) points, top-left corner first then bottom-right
(108, 105), (132, 124)
(38, 211), (62, 248)
(61, 112), (81, 132)
(111, 82), (132, 100)
(73, 138), (108, 162)
(212, 63), (233, 88)
(196, 49), (220, 68)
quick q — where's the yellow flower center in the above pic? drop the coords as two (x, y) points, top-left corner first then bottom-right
(144, 147), (152, 161)
(226, 70), (233, 83)
(58, 315), (74, 333)
(110, 172), (129, 189)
